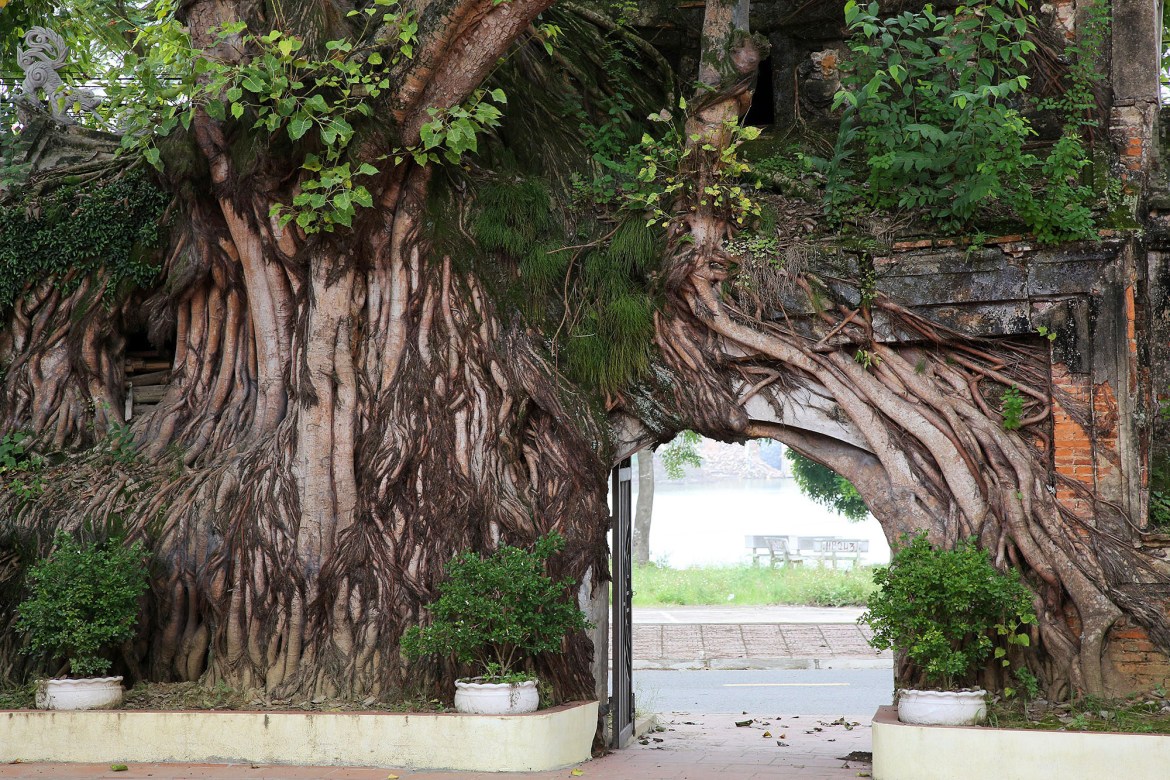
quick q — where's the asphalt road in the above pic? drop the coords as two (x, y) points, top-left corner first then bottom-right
(634, 668), (893, 716)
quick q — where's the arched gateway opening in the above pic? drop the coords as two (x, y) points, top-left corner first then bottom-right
(605, 435), (895, 749)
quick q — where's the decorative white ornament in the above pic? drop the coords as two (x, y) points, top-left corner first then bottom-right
(17, 27), (101, 123)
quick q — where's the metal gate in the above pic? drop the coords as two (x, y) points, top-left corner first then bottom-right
(610, 457), (635, 748)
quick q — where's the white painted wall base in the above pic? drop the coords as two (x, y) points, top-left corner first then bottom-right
(872, 705), (1170, 780)
(0, 700), (598, 772)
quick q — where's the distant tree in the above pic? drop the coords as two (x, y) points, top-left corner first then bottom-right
(787, 450), (869, 521)
(633, 431), (701, 565)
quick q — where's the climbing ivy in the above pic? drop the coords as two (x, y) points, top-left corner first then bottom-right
(0, 169), (170, 312)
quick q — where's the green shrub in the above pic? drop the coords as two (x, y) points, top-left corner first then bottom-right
(17, 532), (149, 677)
(823, 0), (1096, 240)
(401, 533), (591, 682)
(861, 533), (1034, 690)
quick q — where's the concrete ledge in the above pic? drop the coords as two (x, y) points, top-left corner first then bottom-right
(872, 704), (1170, 780)
(0, 700), (598, 772)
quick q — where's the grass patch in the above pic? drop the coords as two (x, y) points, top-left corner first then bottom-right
(0, 682), (36, 709)
(0, 681), (448, 713)
(122, 681), (449, 712)
(632, 563), (876, 607)
(987, 693), (1170, 734)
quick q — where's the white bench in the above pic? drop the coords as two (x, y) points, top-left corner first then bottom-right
(795, 536), (870, 569)
(745, 535), (805, 568)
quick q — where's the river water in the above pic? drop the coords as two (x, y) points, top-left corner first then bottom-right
(634, 478), (892, 568)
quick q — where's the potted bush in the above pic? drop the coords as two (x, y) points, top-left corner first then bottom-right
(860, 533), (1035, 725)
(17, 531), (149, 710)
(402, 532), (591, 714)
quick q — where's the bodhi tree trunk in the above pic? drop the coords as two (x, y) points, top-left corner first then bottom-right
(0, 0), (609, 701)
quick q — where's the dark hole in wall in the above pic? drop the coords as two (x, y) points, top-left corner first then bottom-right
(744, 56), (775, 127)
(123, 325), (160, 355)
(122, 318), (176, 421)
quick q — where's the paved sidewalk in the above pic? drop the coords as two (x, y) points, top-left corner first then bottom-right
(0, 713), (874, 780)
(632, 606), (891, 670)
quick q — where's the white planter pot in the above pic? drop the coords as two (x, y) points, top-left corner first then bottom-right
(453, 679), (539, 715)
(897, 688), (987, 726)
(35, 676), (124, 711)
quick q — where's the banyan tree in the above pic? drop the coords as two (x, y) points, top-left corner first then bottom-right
(1, 0), (1169, 704)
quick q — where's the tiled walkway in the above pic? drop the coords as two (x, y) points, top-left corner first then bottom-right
(633, 623), (887, 666)
(0, 712), (873, 780)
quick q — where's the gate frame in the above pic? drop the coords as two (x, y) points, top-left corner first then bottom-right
(610, 457), (635, 748)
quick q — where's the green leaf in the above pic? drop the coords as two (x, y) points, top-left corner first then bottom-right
(288, 114), (313, 141)
(419, 122), (441, 150)
(352, 187), (374, 208)
(231, 102), (244, 120)
(305, 94), (330, 114)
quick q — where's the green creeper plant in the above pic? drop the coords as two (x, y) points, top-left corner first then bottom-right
(1000, 385), (1025, 431)
(17, 532), (150, 677)
(0, 170), (169, 314)
(586, 96), (762, 228)
(401, 532), (591, 682)
(861, 533), (1035, 690)
(0, 432), (46, 500)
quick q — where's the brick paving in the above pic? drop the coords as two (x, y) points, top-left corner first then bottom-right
(635, 623), (889, 666)
(0, 713), (873, 779)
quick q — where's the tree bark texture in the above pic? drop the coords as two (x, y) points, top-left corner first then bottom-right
(0, 0), (612, 702)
